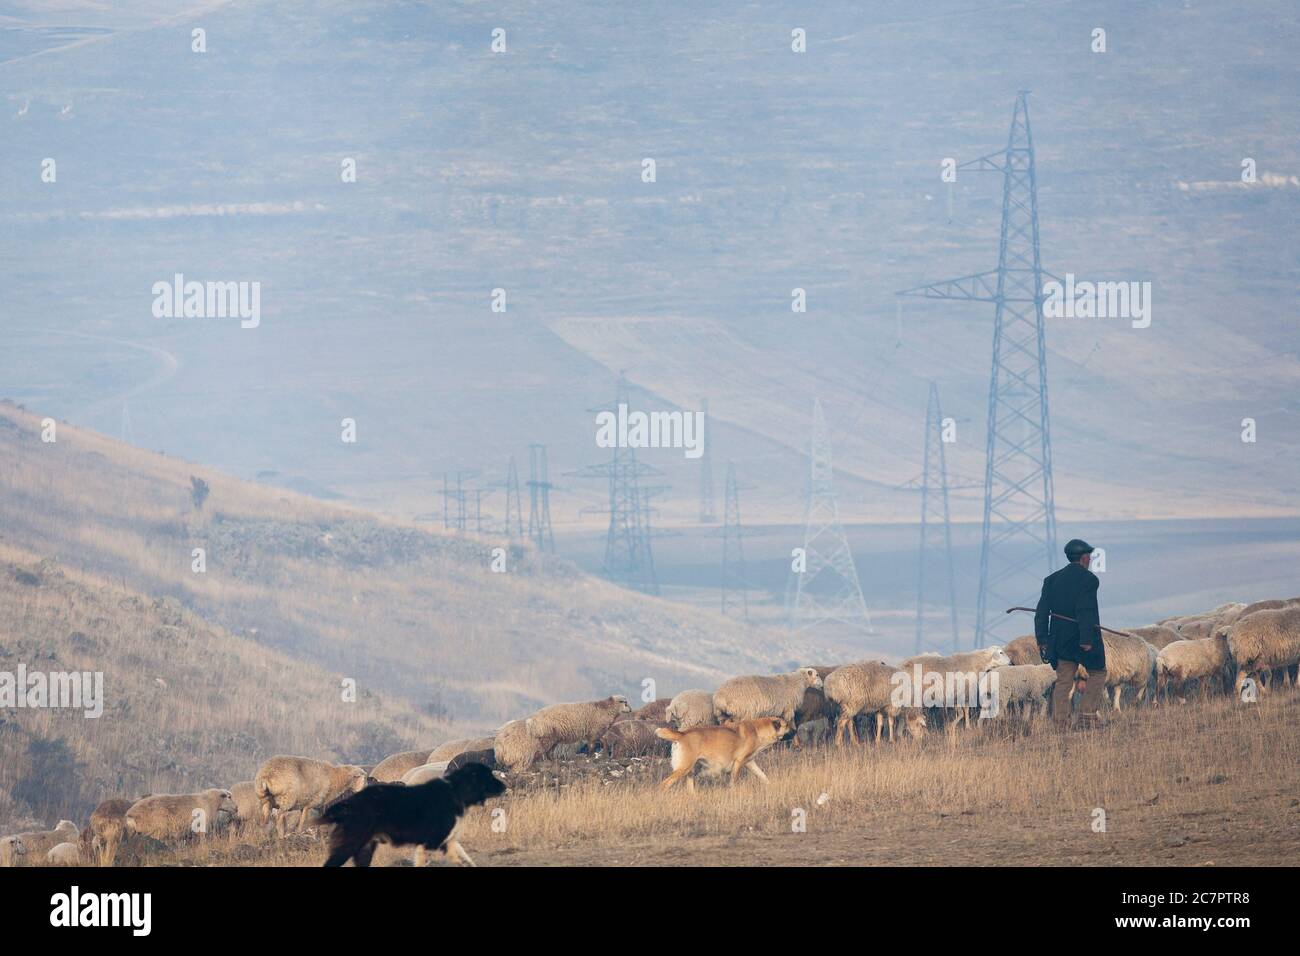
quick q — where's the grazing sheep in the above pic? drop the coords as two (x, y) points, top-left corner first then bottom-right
(790, 666), (840, 747)
(823, 661), (920, 745)
(1175, 617), (1217, 641)
(1174, 603), (1247, 641)
(1128, 624), (1182, 650)
(632, 698), (672, 723)
(370, 750), (434, 783)
(254, 757), (368, 837)
(87, 798), (135, 863)
(493, 719), (542, 772)
(986, 664), (1056, 718)
(898, 647), (1010, 729)
(1225, 605), (1300, 696)
(525, 695), (631, 757)
(0, 820), (79, 866)
(1237, 597), (1300, 620)
(399, 761), (450, 786)
(1077, 633), (1158, 710)
(428, 736), (496, 764)
(446, 749), (496, 772)
(228, 781), (264, 833)
(0, 836), (26, 867)
(1156, 635), (1232, 702)
(1216, 603), (1248, 626)
(1003, 635), (1043, 666)
(47, 842), (80, 865)
(126, 790), (237, 842)
(665, 689), (716, 730)
(598, 718), (672, 758)
(713, 667), (824, 727)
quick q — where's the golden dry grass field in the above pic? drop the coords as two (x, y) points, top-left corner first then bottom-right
(73, 689), (1300, 868)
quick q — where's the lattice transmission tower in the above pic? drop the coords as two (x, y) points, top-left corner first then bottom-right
(572, 375), (661, 594)
(504, 455), (524, 541)
(786, 399), (872, 636)
(714, 462), (756, 619)
(526, 444), (556, 554)
(698, 398), (716, 523)
(914, 383), (960, 654)
(898, 92), (1058, 646)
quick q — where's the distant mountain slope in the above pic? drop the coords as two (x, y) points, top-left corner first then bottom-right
(0, 404), (800, 732)
(1, 1), (1296, 524)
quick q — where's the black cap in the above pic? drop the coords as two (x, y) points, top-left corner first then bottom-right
(1064, 538), (1094, 559)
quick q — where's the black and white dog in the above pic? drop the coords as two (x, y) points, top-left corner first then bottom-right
(321, 762), (505, 867)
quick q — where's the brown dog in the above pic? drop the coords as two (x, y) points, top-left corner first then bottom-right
(655, 717), (793, 792)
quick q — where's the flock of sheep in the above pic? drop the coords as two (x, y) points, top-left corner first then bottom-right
(2, 597), (1296, 867)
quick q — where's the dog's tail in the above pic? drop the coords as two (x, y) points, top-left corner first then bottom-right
(655, 727), (684, 741)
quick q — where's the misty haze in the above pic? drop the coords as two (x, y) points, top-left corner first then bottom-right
(0, 0), (1296, 895)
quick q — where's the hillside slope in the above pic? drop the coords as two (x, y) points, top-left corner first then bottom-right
(0, 548), (438, 832)
(0, 404), (802, 730)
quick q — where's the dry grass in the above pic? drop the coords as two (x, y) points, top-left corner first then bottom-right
(60, 688), (1300, 867)
(0, 547), (441, 831)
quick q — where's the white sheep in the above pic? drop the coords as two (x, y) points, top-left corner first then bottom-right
(1127, 624), (1182, 650)
(1225, 605), (1300, 696)
(822, 661), (923, 744)
(46, 842), (80, 865)
(228, 781), (264, 833)
(986, 664), (1056, 718)
(1076, 633), (1158, 710)
(493, 718), (542, 772)
(665, 689), (716, 730)
(1156, 635), (1232, 702)
(428, 736), (496, 764)
(1237, 597), (1300, 619)
(370, 750), (434, 783)
(399, 761), (450, 786)
(897, 647), (1010, 729)
(525, 695), (631, 757)
(253, 756), (368, 837)
(712, 667), (823, 726)
(1003, 635), (1043, 666)
(0, 835), (26, 867)
(126, 790), (237, 842)
(0, 820), (78, 865)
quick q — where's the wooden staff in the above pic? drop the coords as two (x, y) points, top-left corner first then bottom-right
(1004, 607), (1133, 638)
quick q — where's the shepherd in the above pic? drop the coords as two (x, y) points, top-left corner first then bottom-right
(1035, 539), (1106, 730)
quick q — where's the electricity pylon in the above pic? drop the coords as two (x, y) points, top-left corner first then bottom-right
(504, 455), (524, 541)
(715, 462), (756, 619)
(698, 398), (716, 523)
(898, 92), (1058, 646)
(915, 383), (960, 653)
(787, 399), (872, 636)
(526, 445), (555, 554)
(572, 375), (661, 594)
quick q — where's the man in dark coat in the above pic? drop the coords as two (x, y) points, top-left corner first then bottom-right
(1035, 539), (1106, 729)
